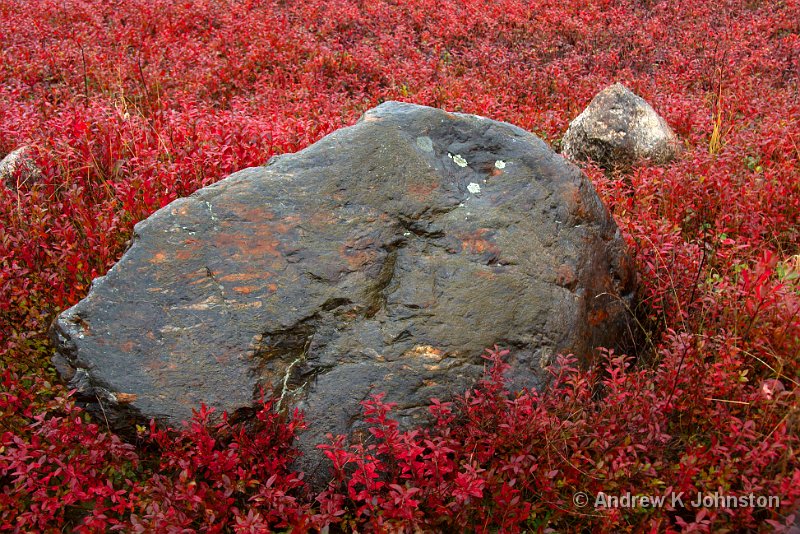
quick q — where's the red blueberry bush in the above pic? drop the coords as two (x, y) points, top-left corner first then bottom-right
(1, 0), (798, 531)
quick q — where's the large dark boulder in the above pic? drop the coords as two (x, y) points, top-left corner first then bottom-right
(51, 102), (636, 485)
(562, 83), (681, 169)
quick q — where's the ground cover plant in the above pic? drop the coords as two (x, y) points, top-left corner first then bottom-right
(1, 0), (798, 531)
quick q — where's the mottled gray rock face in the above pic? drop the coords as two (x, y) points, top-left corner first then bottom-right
(51, 102), (636, 484)
(0, 146), (40, 190)
(562, 83), (681, 169)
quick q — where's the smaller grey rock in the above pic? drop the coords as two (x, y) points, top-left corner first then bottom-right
(562, 83), (681, 169)
(0, 146), (41, 190)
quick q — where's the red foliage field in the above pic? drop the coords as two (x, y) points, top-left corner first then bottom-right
(1, 0), (798, 531)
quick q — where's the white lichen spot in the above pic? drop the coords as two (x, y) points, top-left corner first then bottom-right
(453, 154), (468, 167)
(494, 160), (506, 169)
(467, 182), (481, 194)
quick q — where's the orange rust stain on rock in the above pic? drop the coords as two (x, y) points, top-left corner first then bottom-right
(188, 273), (210, 285)
(273, 222), (294, 234)
(267, 283), (278, 292)
(222, 195), (272, 220)
(219, 272), (270, 282)
(175, 249), (194, 261)
(490, 167), (503, 177)
(342, 248), (376, 270)
(236, 206), (275, 221)
(407, 180), (439, 201)
(562, 183), (591, 220)
(232, 285), (261, 294)
(214, 229), (282, 258)
(340, 238), (379, 270)
(588, 309), (609, 326)
(247, 237), (281, 258)
(120, 340), (135, 353)
(116, 392), (138, 404)
(459, 229), (500, 256)
(213, 232), (239, 250)
(150, 252), (168, 264)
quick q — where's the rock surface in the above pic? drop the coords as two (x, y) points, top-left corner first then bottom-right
(0, 146), (40, 190)
(561, 83), (681, 169)
(51, 102), (636, 484)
